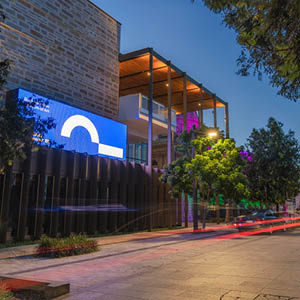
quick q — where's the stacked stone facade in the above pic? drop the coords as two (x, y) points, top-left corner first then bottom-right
(0, 0), (120, 119)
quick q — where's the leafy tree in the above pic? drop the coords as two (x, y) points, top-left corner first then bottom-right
(160, 124), (222, 198)
(246, 117), (300, 208)
(0, 96), (58, 171)
(192, 0), (300, 101)
(186, 138), (249, 226)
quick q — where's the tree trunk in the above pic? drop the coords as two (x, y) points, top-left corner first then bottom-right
(184, 193), (188, 227)
(193, 181), (198, 230)
(225, 203), (230, 223)
(216, 193), (220, 224)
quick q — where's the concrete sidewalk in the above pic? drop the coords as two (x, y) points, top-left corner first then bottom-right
(1, 226), (300, 300)
(0, 223), (228, 259)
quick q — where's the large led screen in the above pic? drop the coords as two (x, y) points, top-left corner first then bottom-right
(15, 89), (127, 160)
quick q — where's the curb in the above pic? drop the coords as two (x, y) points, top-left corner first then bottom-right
(0, 275), (69, 299)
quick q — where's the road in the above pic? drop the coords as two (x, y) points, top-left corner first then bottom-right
(1, 228), (300, 300)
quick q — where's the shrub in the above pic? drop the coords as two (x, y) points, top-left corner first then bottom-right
(0, 283), (15, 300)
(37, 234), (98, 258)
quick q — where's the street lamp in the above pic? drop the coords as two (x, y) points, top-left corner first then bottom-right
(208, 131), (217, 138)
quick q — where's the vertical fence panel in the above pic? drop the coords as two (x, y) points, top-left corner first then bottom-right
(50, 149), (63, 237)
(152, 170), (159, 228)
(135, 164), (144, 231)
(117, 161), (128, 232)
(63, 152), (77, 236)
(0, 148), (181, 240)
(33, 149), (48, 238)
(127, 162), (136, 232)
(0, 168), (14, 242)
(16, 149), (36, 241)
(77, 153), (88, 234)
(87, 155), (99, 235)
(98, 157), (108, 233)
(108, 159), (120, 232)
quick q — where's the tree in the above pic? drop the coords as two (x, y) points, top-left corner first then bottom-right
(161, 124), (222, 198)
(246, 117), (300, 208)
(186, 138), (249, 226)
(192, 0), (300, 101)
(160, 125), (222, 227)
(0, 96), (57, 171)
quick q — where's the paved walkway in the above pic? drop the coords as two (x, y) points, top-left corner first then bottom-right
(1, 226), (300, 299)
(0, 223), (226, 259)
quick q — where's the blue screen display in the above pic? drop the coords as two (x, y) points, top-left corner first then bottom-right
(17, 89), (127, 160)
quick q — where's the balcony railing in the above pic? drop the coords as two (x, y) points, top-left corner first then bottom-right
(140, 95), (177, 128)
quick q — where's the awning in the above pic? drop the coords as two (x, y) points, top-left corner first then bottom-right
(119, 48), (227, 114)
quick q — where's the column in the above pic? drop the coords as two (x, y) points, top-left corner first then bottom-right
(147, 50), (153, 231)
(198, 85), (204, 127)
(225, 103), (230, 138)
(183, 73), (187, 131)
(213, 94), (217, 128)
(167, 61), (172, 165)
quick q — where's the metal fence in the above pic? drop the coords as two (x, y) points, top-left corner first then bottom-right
(0, 148), (181, 242)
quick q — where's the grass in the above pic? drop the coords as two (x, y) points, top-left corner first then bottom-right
(37, 234), (98, 258)
(0, 283), (15, 300)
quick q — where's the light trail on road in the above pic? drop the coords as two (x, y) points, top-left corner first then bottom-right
(3, 219), (300, 295)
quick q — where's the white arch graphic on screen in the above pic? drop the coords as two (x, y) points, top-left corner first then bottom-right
(61, 115), (123, 159)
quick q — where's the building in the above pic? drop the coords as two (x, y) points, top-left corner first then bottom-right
(0, 0), (120, 120)
(0, 0), (234, 240)
(118, 48), (230, 167)
(1, 0), (230, 167)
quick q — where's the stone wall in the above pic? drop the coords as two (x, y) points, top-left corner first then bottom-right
(0, 0), (120, 119)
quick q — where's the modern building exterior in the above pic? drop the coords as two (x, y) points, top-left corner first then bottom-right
(119, 48), (230, 167)
(0, 0), (235, 240)
(1, 0), (231, 169)
(0, 0), (120, 120)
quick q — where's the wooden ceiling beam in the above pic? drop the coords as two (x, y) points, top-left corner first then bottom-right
(154, 87), (200, 99)
(119, 75), (183, 92)
(171, 97), (213, 107)
(120, 65), (167, 80)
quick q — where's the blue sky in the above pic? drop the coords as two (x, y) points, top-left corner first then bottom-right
(93, 0), (300, 146)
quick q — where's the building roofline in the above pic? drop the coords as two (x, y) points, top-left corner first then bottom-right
(119, 48), (228, 106)
(87, 0), (121, 25)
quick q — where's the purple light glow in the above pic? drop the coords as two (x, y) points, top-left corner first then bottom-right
(176, 112), (199, 134)
(240, 151), (253, 162)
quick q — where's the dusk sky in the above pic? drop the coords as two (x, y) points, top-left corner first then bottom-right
(93, 0), (300, 146)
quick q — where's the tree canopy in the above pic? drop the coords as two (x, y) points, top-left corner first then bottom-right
(245, 117), (300, 206)
(161, 126), (249, 208)
(160, 124), (222, 198)
(187, 138), (249, 205)
(192, 0), (300, 101)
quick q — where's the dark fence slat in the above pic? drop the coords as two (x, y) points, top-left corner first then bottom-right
(1, 147), (180, 240)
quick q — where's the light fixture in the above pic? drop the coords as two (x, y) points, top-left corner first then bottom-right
(208, 132), (217, 137)
(147, 72), (150, 76)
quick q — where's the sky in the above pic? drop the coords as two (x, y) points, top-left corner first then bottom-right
(92, 0), (300, 146)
